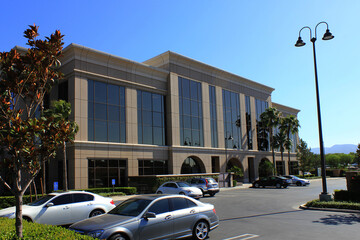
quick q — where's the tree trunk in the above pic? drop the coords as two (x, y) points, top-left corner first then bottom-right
(63, 142), (68, 191)
(288, 149), (291, 175)
(42, 161), (46, 194)
(282, 151), (285, 175)
(270, 130), (276, 175)
(15, 191), (24, 238)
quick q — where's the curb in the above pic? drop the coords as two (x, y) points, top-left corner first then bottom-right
(299, 204), (360, 214)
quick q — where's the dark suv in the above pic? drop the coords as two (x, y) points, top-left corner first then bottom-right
(187, 177), (220, 197)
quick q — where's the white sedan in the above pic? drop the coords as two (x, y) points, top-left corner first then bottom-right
(0, 191), (115, 225)
(156, 181), (203, 199)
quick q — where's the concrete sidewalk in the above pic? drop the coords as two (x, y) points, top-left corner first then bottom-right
(112, 183), (252, 202)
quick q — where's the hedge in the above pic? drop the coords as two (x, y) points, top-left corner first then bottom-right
(0, 218), (94, 240)
(334, 190), (360, 202)
(305, 199), (360, 210)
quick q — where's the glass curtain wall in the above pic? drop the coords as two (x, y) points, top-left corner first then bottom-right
(255, 99), (269, 151)
(88, 80), (126, 142)
(209, 85), (218, 148)
(222, 89), (241, 149)
(179, 77), (204, 147)
(137, 90), (166, 145)
(245, 96), (253, 150)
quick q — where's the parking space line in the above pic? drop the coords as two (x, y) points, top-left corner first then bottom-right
(223, 233), (260, 240)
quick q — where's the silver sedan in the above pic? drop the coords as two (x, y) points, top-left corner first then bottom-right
(156, 181), (203, 199)
(69, 194), (219, 240)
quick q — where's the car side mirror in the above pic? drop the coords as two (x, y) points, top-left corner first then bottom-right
(46, 202), (54, 208)
(143, 212), (156, 220)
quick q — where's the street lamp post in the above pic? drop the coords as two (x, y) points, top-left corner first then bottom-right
(225, 132), (233, 187)
(295, 21), (334, 201)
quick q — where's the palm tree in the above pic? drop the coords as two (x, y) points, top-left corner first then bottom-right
(273, 130), (287, 175)
(259, 107), (281, 174)
(280, 115), (300, 174)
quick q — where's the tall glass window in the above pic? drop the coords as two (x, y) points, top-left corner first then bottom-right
(179, 77), (203, 147)
(137, 90), (166, 145)
(88, 80), (126, 143)
(222, 89), (241, 149)
(138, 160), (168, 175)
(255, 98), (269, 151)
(209, 86), (218, 148)
(245, 96), (253, 150)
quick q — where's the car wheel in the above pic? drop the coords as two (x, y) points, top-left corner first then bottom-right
(254, 183), (259, 188)
(276, 183), (281, 188)
(109, 233), (128, 240)
(89, 209), (105, 218)
(296, 182), (302, 186)
(209, 192), (215, 197)
(22, 216), (32, 222)
(179, 192), (185, 195)
(200, 189), (205, 197)
(192, 220), (209, 240)
(283, 185), (288, 188)
(156, 191), (163, 194)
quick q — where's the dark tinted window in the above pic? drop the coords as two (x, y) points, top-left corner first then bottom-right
(147, 199), (170, 215)
(73, 193), (94, 203)
(51, 194), (72, 205)
(171, 198), (189, 211)
(28, 194), (56, 206)
(186, 199), (198, 208)
(109, 198), (151, 216)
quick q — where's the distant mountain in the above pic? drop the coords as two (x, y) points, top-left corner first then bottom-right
(311, 144), (357, 154)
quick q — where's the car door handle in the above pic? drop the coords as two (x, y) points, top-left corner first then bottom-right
(165, 215), (172, 220)
(63, 206), (70, 210)
(190, 209), (195, 214)
(87, 203), (93, 206)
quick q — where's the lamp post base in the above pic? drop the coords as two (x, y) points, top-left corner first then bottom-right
(319, 193), (332, 202)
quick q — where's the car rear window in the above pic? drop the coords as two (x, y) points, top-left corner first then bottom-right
(73, 193), (94, 203)
(206, 178), (217, 184)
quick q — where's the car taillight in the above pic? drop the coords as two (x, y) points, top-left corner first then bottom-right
(110, 200), (115, 205)
(213, 208), (216, 214)
(205, 179), (208, 187)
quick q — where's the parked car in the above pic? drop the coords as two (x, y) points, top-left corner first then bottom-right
(283, 175), (310, 186)
(0, 191), (115, 225)
(69, 194), (219, 240)
(187, 177), (220, 197)
(156, 181), (203, 199)
(252, 176), (290, 188)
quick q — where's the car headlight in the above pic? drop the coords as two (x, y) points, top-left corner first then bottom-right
(0, 212), (15, 218)
(88, 230), (104, 238)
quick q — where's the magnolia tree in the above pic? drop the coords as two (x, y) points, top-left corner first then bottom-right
(0, 25), (64, 238)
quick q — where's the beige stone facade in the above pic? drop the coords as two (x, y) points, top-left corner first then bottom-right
(47, 44), (300, 190)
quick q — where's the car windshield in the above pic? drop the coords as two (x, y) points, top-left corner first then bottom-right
(28, 194), (56, 206)
(108, 198), (151, 216)
(177, 182), (190, 187)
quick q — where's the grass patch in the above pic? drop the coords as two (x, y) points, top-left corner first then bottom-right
(305, 199), (360, 211)
(0, 218), (94, 240)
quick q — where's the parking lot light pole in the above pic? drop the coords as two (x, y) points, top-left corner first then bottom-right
(295, 21), (334, 201)
(225, 132), (233, 187)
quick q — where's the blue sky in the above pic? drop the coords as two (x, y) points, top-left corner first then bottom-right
(1, 0), (359, 149)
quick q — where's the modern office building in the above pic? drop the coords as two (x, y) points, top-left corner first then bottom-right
(47, 43), (300, 190)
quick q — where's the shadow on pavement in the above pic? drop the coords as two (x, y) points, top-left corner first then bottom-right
(220, 209), (302, 222)
(313, 213), (360, 225)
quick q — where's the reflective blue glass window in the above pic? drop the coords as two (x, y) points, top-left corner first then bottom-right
(179, 77), (203, 147)
(137, 90), (166, 145)
(88, 80), (126, 143)
(222, 89), (241, 149)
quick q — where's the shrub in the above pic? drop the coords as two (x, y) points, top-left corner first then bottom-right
(0, 218), (94, 240)
(305, 199), (360, 210)
(78, 187), (137, 195)
(233, 180), (237, 187)
(334, 190), (360, 202)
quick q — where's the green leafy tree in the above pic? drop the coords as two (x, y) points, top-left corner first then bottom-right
(296, 139), (313, 176)
(0, 25), (64, 238)
(326, 154), (341, 169)
(279, 115), (300, 174)
(259, 107), (281, 174)
(356, 144), (360, 165)
(258, 159), (274, 177)
(43, 100), (78, 191)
